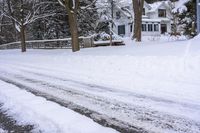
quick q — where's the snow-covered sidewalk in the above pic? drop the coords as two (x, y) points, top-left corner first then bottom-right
(0, 80), (117, 133)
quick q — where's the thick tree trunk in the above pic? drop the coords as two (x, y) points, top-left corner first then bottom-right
(67, 11), (80, 52)
(20, 25), (26, 52)
(132, 0), (144, 42)
(172, 13), (178, 36)
(65, 0), (80, 52)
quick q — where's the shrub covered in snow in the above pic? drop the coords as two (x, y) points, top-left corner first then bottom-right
(93, 32), (122, 41)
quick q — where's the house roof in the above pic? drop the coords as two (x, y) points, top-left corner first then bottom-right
(147, 1), (172, 13)
(118, 0), (151, 9)
(117, 1), (151, 18)
(114, 4), (132, 18)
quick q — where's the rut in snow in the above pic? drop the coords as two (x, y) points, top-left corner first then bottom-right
(0, 69), (199, 133)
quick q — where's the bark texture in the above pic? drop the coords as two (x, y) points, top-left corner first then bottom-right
(65, 0), (80, 52)
(132, 0), (144, 42)
(20, 0), (26, 52)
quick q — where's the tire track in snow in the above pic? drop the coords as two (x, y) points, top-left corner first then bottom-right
(2, 63), (200, 111)
(0, 76), (146, 133)
(0, 71), (200, 133)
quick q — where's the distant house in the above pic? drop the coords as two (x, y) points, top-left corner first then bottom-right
(197, 0), (200, 34)
(99, 1), (173, 37)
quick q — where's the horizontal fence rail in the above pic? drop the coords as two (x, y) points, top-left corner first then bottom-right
(0, 37), (94, 50)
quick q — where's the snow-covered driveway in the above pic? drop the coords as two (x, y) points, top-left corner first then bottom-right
(0, 37), (200, 133)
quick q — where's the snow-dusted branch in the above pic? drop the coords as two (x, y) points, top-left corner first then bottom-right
(58, 0), (65, 7)
(2, 0), (56, 29)
(121, 6), (134, 20)
(2, 12), (21, 26)
(80, 0), (98, 10)
(25, 13), (56, 25)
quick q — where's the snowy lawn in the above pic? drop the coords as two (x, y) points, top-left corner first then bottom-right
(0, 35), (200, 132)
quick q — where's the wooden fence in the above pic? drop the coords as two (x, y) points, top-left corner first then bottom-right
(0, 37), (93, 50)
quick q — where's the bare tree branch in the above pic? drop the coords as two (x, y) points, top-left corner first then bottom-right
(80, 0), (98, 10)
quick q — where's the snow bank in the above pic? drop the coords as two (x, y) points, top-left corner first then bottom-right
(0, 128), (7, 133)
(0, 80), (118, 133)
(193, 33), (200, 40)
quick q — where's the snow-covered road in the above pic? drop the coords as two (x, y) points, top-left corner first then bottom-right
(0, 79), (118, 133)
(0, 63), (199, 133)
(0, 37), (200, 133)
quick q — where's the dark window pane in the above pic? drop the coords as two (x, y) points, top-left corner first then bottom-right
(116, 11), (121, 19)
(130, 24), (133, 32)
(154, 24), (159, 31)
(142, 24), (146, 31)
(148, 24), (153, 31)
(158, 9), (166, 17)
(118, 25), (125, 35)
(143, 8), (145, 15)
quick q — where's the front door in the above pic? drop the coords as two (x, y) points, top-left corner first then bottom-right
(161, 24), (167, 34)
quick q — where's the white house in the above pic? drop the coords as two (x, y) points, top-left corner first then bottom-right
(109, 1), (173, 37)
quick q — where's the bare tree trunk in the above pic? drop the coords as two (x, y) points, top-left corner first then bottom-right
(110, 0), (114, 46)
(20, 24), (26, 52)
(0, 0), (4, 32)
(132, 0), (144, 42)
(172, 0), (178, 36)
(65, 0), (80, 52)
(20, 0), (26, 52)
(0, 16), (4, 34)
(67, 10), (79, 52)
(173, 13), (178, 36)
(6, 0), (18, 41)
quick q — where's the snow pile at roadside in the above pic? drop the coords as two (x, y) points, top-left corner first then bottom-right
(0, 80), (118, 133)
(0, 128), (7, 133)
(140, 34), (187, 42)
(193, 33), (200, 40)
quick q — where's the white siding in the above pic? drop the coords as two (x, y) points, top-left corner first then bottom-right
(112, 2), (172, 37)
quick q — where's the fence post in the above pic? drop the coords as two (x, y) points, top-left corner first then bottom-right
(83, 37), (93, 48)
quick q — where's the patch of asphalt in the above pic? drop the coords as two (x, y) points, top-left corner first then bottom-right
(0, 103), (34, 133)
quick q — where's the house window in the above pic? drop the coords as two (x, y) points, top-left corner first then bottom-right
(148, 24), (153, 31)
(118, 25), (125, 36)
(154, 24), (159, 31)
(143, 8), (145, 15)
(116, 11), (121, 19)
(130, 24), (133, 32)
(158, 9), (166, 17)
(142, 24), (146, 31)
(124, 6), (130, 10)
(161, 24), (167, 34)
